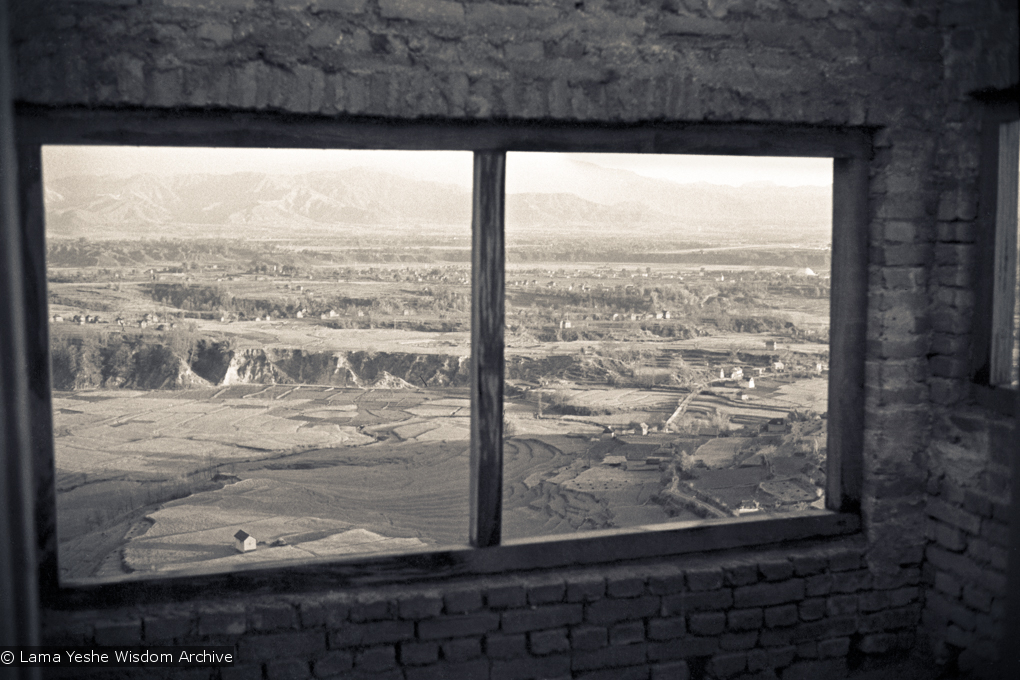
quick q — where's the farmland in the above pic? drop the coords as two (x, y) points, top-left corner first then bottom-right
(50, 239), (831, 583)
(45, 153), (833, 582)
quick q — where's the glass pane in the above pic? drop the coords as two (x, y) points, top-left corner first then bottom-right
(44, 146), (473, 582)
(502, 153), (833, 540)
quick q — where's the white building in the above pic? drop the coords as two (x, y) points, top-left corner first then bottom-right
(234, 530), (256, 553)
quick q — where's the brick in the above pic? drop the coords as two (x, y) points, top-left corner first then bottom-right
(527, 580), (566, 605)
(805, 574), (832, 597)
(759, 559), (794, 582)
(310, 0), (366, 13)
(312, 650), (352, 677)
(221, 665), (264, 680)
(492, 654), (570, 680)
(576, 667), (649, 680)
(791, 615), (857, 642)
(143, 615), (191, 643)
(857, 605), (921, 634)
(485, 632), (526, 659)
(196, 22), (233, 46)
(728, 608), (763, 631)
(927, 546), (1007, 592)
(530, 628), (570, 655)
(350, 599), (393, 622)
(607, 576), (646, 599)
(783, 658), (847, 680)
(239, 631), (326, 663)
(733, 579), (805, 608)
(571, 625), (607, 651)
(796, 641), (818, 659)
(981, 519), (1010, 547)
(465, 2), (531, 29)
(444, 589), (483, 614)
(830, 570), (871, 594)
(609, 621), (645, 646)
(648, 572), (684, 595)
(934, 571), (962, 598)
(248, 603), (297, 631)
(329, 620), (414, 647)
(379, 0), (463, 23)
(769, 645), (797, 668)
(567, 577), (607, 602)
(825, 595), (858, 617)
(355, 645), (395, 671)
(747, 647), (769, 672)
(859, 633), (896, 654)
(963, 490), (994, 518)
(766, 604), (799, 627)
(688, 612), (726, 636)
(486, 584), (526, 609)
(723, 562), (759, 586)
(94, 620), (142, 646)
(267, 659), (309, 680)
(662, 589), (732, 614)
(661, 14), (734, 36)
(827, 551), (861, 572)
(572, 643), (647, 671)
(791, 555), (827, 577)
(420, 613), (499, 639)
(650, 636), (718, 660)
(399, 641), (438, 666)
(934, 522), (967, 551)
(586, 597), (658, 625)
(927, 497), (982, 534)
(405, 660), (488, 680)
(648, 616), (685, 641)
(199, 609), (246, 636)
(651, 660), (690, 680)
(686, 568), (724, 591)
(442, 637), (481, 661)
(300, 600), (349, 628)
(398, 595), (443, 620)
(502, 605), (581, 634)
(720, 631), (758, 650)
(709, 651), (746, 678)
(962, 584), (993, 612)
(818, 636), (850, 658)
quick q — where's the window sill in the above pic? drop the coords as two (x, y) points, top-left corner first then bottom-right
(52, 510), (858, 609)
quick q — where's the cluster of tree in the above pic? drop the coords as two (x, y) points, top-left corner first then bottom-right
(505, 242), (830, 268)
(50, 334), (190, 390)
(47, 237), (275, 269)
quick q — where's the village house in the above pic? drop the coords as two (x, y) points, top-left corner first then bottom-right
(233, 530), (256, 554)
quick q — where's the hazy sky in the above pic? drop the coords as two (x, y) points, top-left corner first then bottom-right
(43, 146), (832, 189)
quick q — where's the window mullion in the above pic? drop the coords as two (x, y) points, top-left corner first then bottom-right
(827, 156), (868, 514)
(470, 150), (506, 548)
(990, 120), (1019, 386)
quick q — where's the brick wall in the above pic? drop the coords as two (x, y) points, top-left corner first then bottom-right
(10, 0), (1020, 678)
(41, 538), (930, 680)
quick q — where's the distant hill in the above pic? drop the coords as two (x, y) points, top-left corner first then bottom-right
(44, 164), (831, 242)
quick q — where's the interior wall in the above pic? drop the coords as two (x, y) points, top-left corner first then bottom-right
(8, 1), (1019, 678)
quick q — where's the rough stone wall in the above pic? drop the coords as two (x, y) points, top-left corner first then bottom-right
(921, 1), (1018, 677)
(9, 0), (1020, 678)
(42, 539), (927, 680)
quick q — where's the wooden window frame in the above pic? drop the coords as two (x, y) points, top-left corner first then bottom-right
(13, 105), (868, 610)
(971, 92), (1020, 416)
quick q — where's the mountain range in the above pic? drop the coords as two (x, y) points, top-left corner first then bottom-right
(44, 159), (831, 242)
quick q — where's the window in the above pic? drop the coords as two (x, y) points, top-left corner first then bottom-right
(14, 108), (867, 605)
(971, 93), (1020, 413)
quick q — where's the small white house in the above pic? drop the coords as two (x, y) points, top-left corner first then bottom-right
(234, 530), (256, 553)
